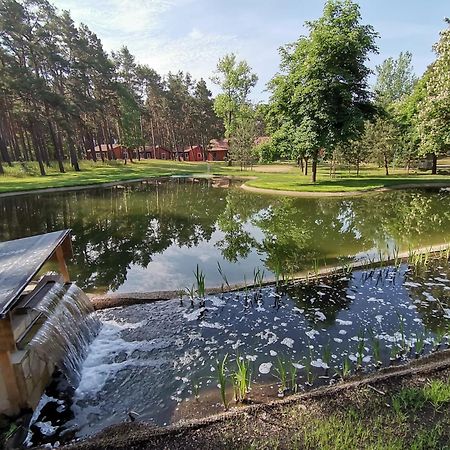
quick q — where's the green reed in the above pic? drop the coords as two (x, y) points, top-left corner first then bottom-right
(185, 284), (196, 306)
(217, 261), (230, 292)
(414, 332), (425, 356)
(217, 354), (229, 409)
(274, 356), (289, 394)
(194, 264), (206, 298)
(253, 267), (265, 290)
(233, 355), (252, 403)
(335, 354), (352, 380)
(290, 363), (298, 394)
(356, 329), (365, 368)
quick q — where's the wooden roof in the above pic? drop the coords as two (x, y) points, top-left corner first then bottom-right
(0, 230), (72, 318)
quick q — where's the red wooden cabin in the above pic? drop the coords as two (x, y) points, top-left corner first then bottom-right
(207, 139), (229, 161)
(86, 144), (126, 160)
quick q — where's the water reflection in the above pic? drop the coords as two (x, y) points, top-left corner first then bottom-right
(0, 179), (449, 293)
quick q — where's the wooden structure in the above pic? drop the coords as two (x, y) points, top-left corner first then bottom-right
(86, 144), (126, 160)
(0, 230), (72, 415)
(208, 139), (229, 161)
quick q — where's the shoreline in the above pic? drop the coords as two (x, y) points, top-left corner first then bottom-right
(1, 173), (450, 198)
(90, 242), (450, 310)
(241, 180), (450, 197)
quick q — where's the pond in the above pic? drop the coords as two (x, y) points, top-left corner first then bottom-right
(28, 256), (450, 446)
(1, 178), (450, 294)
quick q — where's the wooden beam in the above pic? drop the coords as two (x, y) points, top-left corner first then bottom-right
(0, 318), (15, 352)
(55, 245), (70, 283)
(0, 351), (22, 414)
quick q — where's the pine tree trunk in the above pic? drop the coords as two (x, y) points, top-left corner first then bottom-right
(30, 122), (46, 176)
(47, 118), (65, 173)
(384, 154), (389, 176)
(304, 158), (308, 176)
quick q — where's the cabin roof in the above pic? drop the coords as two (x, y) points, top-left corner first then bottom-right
(0, 230), (72, 318)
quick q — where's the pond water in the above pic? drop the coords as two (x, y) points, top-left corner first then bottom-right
(1, 178), (450, 294)
(29, 258), (450, 446)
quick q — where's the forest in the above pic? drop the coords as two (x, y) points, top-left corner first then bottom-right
(0, 0), (449, 183)
(0, 0), (223, 175)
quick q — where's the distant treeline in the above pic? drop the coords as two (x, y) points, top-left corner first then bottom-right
(0, 0), (223, 174)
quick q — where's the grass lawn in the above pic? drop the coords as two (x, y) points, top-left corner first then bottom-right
(1, 159), (450, 194)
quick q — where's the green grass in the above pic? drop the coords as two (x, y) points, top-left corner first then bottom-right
(2, 159), (450, 194)
(0, 159), (214, 193)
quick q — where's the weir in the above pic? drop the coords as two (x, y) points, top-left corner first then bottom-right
(0, 230), (99, 416)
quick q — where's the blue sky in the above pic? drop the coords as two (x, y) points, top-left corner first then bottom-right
(52, 0), (448, 101)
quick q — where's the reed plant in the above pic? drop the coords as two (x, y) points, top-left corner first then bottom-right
(274, 356), (289, 396)
(322, 342), (332, 370)
(368, 328), (382, 366)
(217, 262), (230, 293)
(335, 354), (352, 380)
(216, 354), (229, 409)
(414, 332), (425, 356)
(356, 329), (365, 369)
(253, 267), (265, 291)
(290, 363), (298, 394)
(185, 284), (196, 306)
(191, 378), (200, 401)
(194, 264), (206, 299)
(232, 355), (252, 403)
(304, 351), (315, 386)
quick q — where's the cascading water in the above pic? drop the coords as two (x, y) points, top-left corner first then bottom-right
(28, 282), (101, 386)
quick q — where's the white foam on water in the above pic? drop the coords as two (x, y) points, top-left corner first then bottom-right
(199, 321), (224, 329)
(75, 319), (170, 399)
(259, 362), (272, 374)
(281, 337), (294, 348)
(257, 329), (278, 345)
(183, 308), (206, 321)
(209, 296), (226, 307)
(311, 359), (329, 369)
(315, 311), (326, 321)
(292, 363), (305, 370)
(270, 350), (278, 356)
(305, 329), (319, 339)
(336, 319), (352, 326)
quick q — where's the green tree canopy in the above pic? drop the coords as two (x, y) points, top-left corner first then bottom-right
(268, 0), (378, 182)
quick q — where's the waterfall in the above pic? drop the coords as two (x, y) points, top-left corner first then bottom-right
(28, 282), (101, 386)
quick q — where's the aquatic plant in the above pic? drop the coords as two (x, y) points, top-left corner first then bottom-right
(396, 312), (408, 354)
(368, 328), (382, 366)
(274, 356), (289, 396)
(194, 265), (206, 299)
(322, 342), (332, 371)
(273, 259), (282, 289)
(356, 329), (365, 369)
(414, 333), (425, 356)
(191, 378), (200, 401)
(253, 267), (265, 290)
(217, 262), (230, 293)
(335, 354), (352, 380)
(304, 352), (315, 386)
(290, 363), (298, 394)
(184, 284), (196, 306)
(433, 328), (446, 351)
(390, 342), (401, 362)
(232, 355), (252, 403)
(216, 354), (229, 409)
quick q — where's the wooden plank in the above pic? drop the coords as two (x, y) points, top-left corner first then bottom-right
(0, 351), (22, 414)
(0, 318), (15, 352)
(55, 245), (70, 283)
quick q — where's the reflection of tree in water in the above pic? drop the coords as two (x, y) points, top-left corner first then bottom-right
(215, 190), (259, 262)
(0, 180), (222, 292)
(2, 182), (450, 293)
(281, 276), (353, 328)
(403, 262), (450, 333)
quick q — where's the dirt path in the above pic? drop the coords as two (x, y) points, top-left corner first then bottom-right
(61, 351), (450, 450)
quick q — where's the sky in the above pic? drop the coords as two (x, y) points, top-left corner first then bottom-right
(51, 0), (449, 101)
